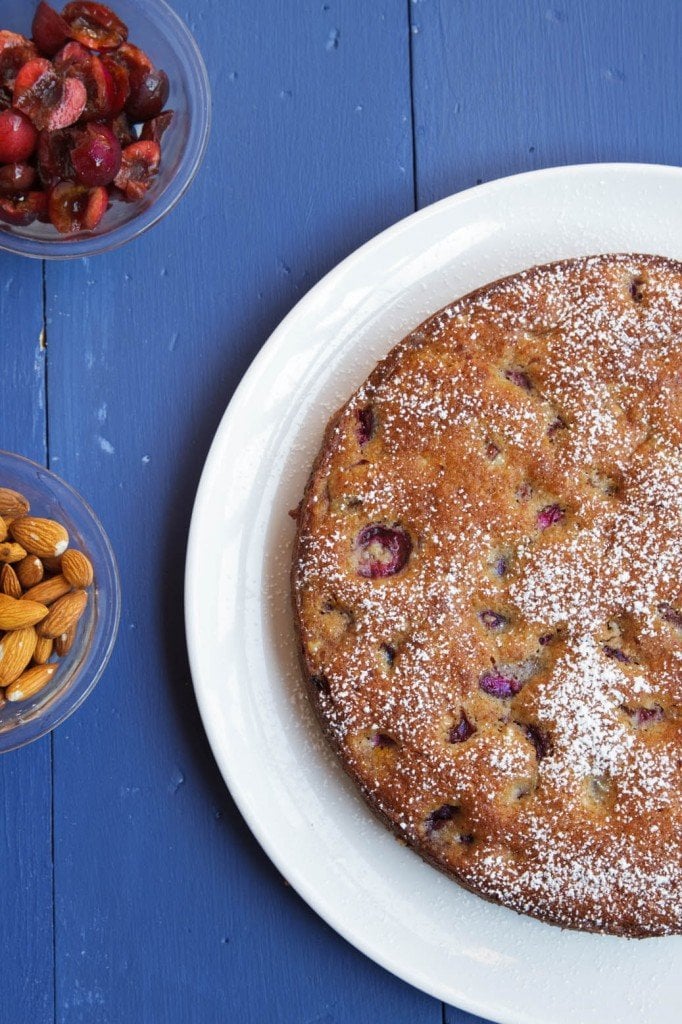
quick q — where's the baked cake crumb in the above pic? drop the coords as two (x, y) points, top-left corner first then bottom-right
(291, 254), (682, 937)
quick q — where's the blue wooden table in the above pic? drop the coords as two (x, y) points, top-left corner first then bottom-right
(2, 2), (679, 1021)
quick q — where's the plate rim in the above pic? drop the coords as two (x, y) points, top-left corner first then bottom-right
(185, 161), (682, 1021)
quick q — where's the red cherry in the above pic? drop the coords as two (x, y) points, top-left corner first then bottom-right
(356, 405), (374, 446)
(0, 162), (37, 194)
(111, 41), (153, 75)
(0, 31), (38, 89)
(99, 55), (129, 116)
(12, 57), (53, 102)
(140, 110), (173, 145)
(479, 671), (523, 699)
(32, 3), (71, 56)
(61, 3), (128, 51)
(0, 191), (47, 226)
(0, 109), (38, 162)
(355, 524), (412, 579)
(107, 111), (135, 147)
(126, 66), (169, 122)
(48, 180), (108, 233)
(14, 61), (87, 131)
(536, 503), (565, 530)
(53, 41), (91, 70)
(113, 140), (160, 200)
(449, 710), (476, 743)
(71, 123), (121, 186)
(37, 127), (77, 186)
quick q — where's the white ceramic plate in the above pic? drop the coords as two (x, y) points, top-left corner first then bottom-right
(186, 164), (682, 1024)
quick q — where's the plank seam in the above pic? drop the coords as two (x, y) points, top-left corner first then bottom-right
(406, 0), (419, 212)
(41, 258), (57, 1024)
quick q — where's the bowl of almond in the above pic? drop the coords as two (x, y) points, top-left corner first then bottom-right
(0, 450), (120, 751)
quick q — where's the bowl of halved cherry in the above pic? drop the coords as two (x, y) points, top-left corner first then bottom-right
(0, 0), (210, 257)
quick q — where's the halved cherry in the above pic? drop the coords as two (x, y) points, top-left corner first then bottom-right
(0, 163), (37, 194)
(100, 55), (129, 116)
(48, 180), (108, 232)
(53, 40), (91, 70)
(12, 57), (53, 101)
(32, 3), (71, 56)
(107, 111), (135, 147)
(61, 51), (115, 120)
(0, 31), (38, 89)
(62, 3), (128, 51)
(126, 66), (169, 121)
(14, 62), (87, 131)
(37, 127), (77, 186)
(140, 110), (173, 144)
(0, 109), (39, 162)
(0, 191), (47, 226)
(355, 524), (412, 579)
(71, 123), (121, 186)
(111, 41), (153, 75)
(113, 140), (160, 200)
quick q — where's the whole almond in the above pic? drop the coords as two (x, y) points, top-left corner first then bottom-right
(0, 518), (6, 544)
(0, 627), (37, 686)
(0, 542), (27, 563)
(37, 590), (87, 639)
(6, 663), (57, 702)
(55, 629), (75, 657)
(33, 635), (53, 665)
(10, 517), (69, 559)
(16, 555), (43, 589)
(0, 594), (49, 630)
(61, 549), (94, 589)
(0, 564), (22, 600)
(0, 488), (30, 519)
(23, 574), (71, 606)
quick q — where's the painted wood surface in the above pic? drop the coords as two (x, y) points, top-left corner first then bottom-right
(1, 1), (679, 1021)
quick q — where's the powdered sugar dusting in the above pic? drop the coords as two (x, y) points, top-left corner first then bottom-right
(293, 254), (682, 936)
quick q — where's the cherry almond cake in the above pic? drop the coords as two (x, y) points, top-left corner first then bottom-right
(291, 253), (682, 937)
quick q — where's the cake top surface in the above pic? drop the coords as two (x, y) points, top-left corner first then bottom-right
(292, 253), (682, 936)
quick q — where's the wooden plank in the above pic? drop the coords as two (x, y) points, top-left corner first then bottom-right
(0, 251), (53, 1024)
(410, 0), (682, 206)
(46, 1), (438, 1020)
(408, 2), (682, 1021)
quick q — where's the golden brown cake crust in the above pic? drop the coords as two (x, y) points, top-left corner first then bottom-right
(291, 254), (682, 937)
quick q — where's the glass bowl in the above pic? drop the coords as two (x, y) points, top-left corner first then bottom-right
(0, 451), (121, 752)
(0, 0), (211, 259)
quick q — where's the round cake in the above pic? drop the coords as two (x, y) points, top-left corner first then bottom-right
(291, 253), (682, 937)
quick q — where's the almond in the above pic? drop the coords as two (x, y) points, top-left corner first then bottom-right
(0, 594), (49, 630)
(22, 574), (71, 606)
(0, 542), (27, 563)
(0, 488), (30, 519)
(0, 518), (6, 543)
(61, 549), (94, 589)
(0, 626), (37, 686)
(5, 663), (57, 702)
(55, 629), (75, 657)
(16, 555), (43, 589)
(33, 635), (53, 665)
(37, 590), (87, 639)
(10, 516), (69, 559)
(0, 564), (22, 600)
